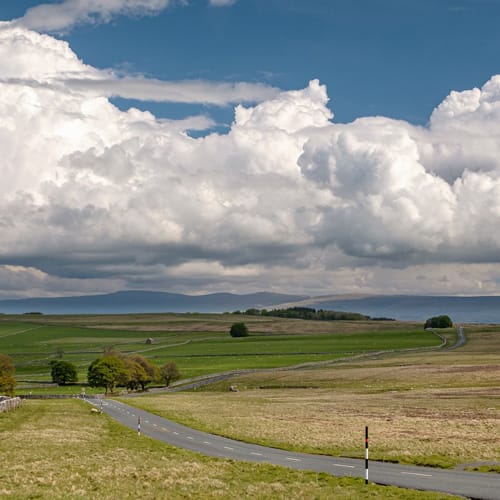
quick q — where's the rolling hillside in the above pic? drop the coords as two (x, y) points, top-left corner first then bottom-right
(0, 290), (308, 315)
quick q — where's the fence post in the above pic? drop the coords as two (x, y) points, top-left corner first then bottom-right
(138, 416), (141, 436)
(365, 426), (369, 484)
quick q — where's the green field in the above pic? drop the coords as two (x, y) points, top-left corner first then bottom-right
(0, 314), (496, 498)
(0, 314), (443, 389)
(122, 325), (500, 470)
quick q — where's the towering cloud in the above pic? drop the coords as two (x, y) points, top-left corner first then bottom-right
(2, 23), (500, 297)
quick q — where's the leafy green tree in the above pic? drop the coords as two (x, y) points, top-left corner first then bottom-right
(0, 354), (16, 397)
(122, 358), (148, 391)
(424, 315), (453, 329)
(50, 360), (78, 385)
(0, 354), (15, 376)
(87, 356), (128, 393)
(159, 362), (181, 387)
(128, 354), (159, 390)
(230, 322), (249, 337)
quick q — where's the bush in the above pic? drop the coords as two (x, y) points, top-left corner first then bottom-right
(50, 360), (78, 385)
(424, 315), (453, 329)
(230, 322), (249, 337)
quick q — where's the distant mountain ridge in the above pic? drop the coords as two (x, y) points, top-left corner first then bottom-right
(279, 294), (500, 323)
(1, 291), (500, 323)
(0, 290), (309, 315)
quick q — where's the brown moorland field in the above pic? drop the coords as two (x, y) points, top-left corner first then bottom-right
(12, 312), (422, 334)
(126, 325), (500, 470)
(0, 399), (460, 499)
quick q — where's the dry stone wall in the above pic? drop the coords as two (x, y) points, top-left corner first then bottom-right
(0, 396), (22, 413)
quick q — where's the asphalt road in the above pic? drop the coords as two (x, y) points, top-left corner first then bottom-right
(87, 397), (500, 499)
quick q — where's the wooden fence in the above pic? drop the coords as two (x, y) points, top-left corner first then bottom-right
(0, 397), (22, 413)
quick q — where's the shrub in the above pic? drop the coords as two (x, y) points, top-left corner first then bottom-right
(230, 322), (249, 337)
(424, 315), (453, 329)
(50, 360), (78, 385)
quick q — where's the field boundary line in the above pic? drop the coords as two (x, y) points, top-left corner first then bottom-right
(128, 334), (453, 394)
(0, 325), (44, 339)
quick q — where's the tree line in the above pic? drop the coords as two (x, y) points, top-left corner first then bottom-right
(233, 306), (391, 321)
(86, 350), (180, 393)
(0, 351), (180, 397)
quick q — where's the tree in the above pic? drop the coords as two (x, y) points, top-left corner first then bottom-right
(127, 354), (159, 390)
(424, 315), (453, 329)
(230, 322), (248, 337)
(244, 308), (260, 316)
(159, 362), (181, 387)
(0, 354), (16, 397)
(122, 358), (149, 391)
(50, 360), (78, 385)
(87, 356), (128, 393)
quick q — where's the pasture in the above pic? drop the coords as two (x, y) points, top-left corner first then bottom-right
(123, 324), (500, 470)
(0, 398), (459, 499)
(0, 314), (497, 497)
(0, 314), (441, 388)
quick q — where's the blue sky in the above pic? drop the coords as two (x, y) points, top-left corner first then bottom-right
(1, 0), (500, 298)
(3, 0), (499, 126)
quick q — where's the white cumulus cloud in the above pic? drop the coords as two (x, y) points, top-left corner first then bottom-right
(15, 0), (174, 32)
(2, 23), (500, 297)
(0, 24), (278, 107)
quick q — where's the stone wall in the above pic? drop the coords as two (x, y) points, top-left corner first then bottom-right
(0, 396), (22, 413)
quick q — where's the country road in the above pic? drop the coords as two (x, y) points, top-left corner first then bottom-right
(87, 397), (500, 500)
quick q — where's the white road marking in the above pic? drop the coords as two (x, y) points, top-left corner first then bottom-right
(286, 457), (301, 462)
(173, 432), (179, 435)
(333, 464), (355, 469)
(250, 452), (263, 456)
(223, 446), (234, 451)
(401, 472), (433, 477)
(203, 441), (212, 445)
(186, 436), (194, 440)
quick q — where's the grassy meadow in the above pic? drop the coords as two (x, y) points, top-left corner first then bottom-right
(0, 398), (460, 499)
(0, 314), (498, 497)
(123, 325), (500, 470)
(0, 314), (441, 388)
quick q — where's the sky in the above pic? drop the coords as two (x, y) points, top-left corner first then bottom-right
(1, 0), (500, 299)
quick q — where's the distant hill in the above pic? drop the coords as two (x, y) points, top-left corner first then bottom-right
(1, 291), (500, 323)
(0, 290), (309, 315)
(275, 294), (500, 323)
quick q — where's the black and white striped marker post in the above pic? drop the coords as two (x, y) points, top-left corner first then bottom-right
(138, 416), (141, 436)
(365, 426), (369, 484)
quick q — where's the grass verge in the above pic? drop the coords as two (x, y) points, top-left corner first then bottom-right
(0, 399), (459, 499)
